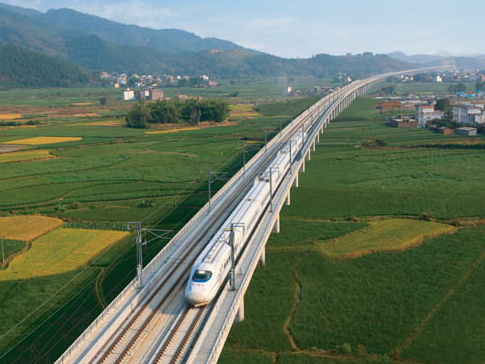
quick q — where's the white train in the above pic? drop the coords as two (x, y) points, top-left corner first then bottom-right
(184, 131), (307, 307)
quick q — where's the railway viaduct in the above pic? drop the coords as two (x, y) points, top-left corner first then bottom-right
(55, 67), (446, 364)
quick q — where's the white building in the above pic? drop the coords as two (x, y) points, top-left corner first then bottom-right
(436, 75), (442, 83)
(122, 89), (135, 101)
(117, 73), (127, 85)
(453, 105), (485, 125)
(415, 105), (443, 127)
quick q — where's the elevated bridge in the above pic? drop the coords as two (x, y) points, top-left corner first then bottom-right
(56, 67), (446, 364)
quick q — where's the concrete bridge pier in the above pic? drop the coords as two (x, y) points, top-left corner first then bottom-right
(312, 140), (316, 152)
(259, 248), (266, 266)
(292, 174), (299, 188)
(272, 214), (280, 233)
(285, 191), (291, 206)
(235, 299), (244, 323)
(300, 160), (306, 173)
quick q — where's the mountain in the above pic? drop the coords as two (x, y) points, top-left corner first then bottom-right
(387, 52), (446, 65)
(387, 51), (485, 69)
(0, 2), (414, 82)
(0, 3), (248, 55)
(0, 43), (93, 87)
(42, 8), (248, 54)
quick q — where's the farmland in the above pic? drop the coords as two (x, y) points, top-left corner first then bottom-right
(220, 96), (485, 363)
(0, 78), (483, 363)
(0, 85), (316, 360)
(318, 219), (456, 259)
(0, 215), (63, 242)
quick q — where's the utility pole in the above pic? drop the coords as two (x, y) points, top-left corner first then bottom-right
(228, 226), (236, 290)
(127, 222), (172, 289)
(241, 141), (246, 174)
(201, 167), (228, 211)
(127, 221), (143, 288)
(1, 237), (4, 265)
(226, 223), (244, 291)
(207, 166), (211, 210)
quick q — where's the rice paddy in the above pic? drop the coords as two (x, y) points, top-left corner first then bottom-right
(0, 150), (54, 163)
(0, 114), (22, 120)
(0, 228), (129, 281)
(3, 137), (83, 145)
(0, 215), (63, 242)
(317, 219), (457, 259)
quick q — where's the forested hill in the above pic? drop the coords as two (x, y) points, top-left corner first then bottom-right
(0, 44), (93, 87)
(0, 2), (417, 83)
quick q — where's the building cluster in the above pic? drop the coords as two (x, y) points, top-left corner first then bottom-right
(100, 71), (217, 89)
(385, 100), (484, 136)
(453, 102), (485, 126)
(395, 69), (483, 84)
(287, 85), (334, 97)
(122, 88), (164, 101)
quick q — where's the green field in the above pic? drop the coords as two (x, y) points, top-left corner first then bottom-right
(0, 90), (317, 360)
(1, 82), (484, 362)
(220, 96), (485, 363)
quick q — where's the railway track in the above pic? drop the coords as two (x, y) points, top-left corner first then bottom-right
(84, 113), (317, 364)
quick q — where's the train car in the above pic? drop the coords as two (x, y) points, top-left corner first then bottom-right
(184, 131), (306, 307)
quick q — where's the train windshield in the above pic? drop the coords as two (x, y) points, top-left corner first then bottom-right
(192, 270), (212, 282)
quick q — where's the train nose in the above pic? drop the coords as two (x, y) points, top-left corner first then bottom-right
(184, 286), (207, 307)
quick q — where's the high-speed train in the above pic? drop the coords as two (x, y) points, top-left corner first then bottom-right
(184, 131), (306, 307)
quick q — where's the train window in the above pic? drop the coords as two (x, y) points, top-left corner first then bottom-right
(192, 270), (212, 282)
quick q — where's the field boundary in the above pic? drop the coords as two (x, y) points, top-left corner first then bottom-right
(393, 248), (485, 358)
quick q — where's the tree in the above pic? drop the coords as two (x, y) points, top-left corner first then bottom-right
(99, 95), (107, 106)
(126, 102), (149, 128)
(435, 98), (451, 111)
(448, 82), (466, 93)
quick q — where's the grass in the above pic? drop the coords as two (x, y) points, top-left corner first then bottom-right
(401, 243), (485, 364)
(0, 150), (54, 163)
(230, 103), (261, 117)
(0, 240), (25, 267)
(0, 93), (313, 360)
(318, 219), (456, 259)
(0, 215), (63, 242)
(3, 136), (83, 145)
(221, 94), (485, 363)
(0, 228), (129, 281)
(291, 226), (485, 356)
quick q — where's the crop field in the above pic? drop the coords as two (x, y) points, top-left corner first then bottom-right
(0, 240), (25, 268)
(318, 219), (456, 259)
(0, 215), (63, 242)
(0, 228), (130, 355)
(0, 114), (22, 120)
(3, 136), (83, 145)
(0, 149), (54, 163)
(0, 228), (129, 281)
(0, 91), (317, 360)
(220, 96), (485, 363)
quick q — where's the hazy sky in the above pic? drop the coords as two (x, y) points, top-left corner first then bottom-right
(3, 0), (484, 58)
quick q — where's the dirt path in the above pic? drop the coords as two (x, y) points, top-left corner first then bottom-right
(393, 248), (485, 358)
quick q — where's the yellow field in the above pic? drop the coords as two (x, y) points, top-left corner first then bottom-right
(73, 113), (100, 117)
(0, 215), (63, 242)
(3, 137), (82, 145)
(318, 219), (456, 259)
(0, 228), (129, 281)
(0, 150), (54, 163)
(71, 102), (93, 106)
(83, 120), (127, 126)
(146, 127), (200, 135)
(230, 104), (261, 117)
(0, 113), (22, 120)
